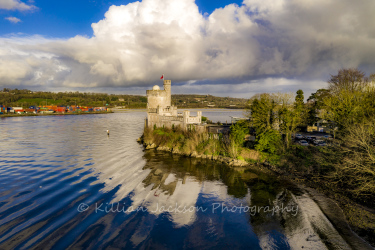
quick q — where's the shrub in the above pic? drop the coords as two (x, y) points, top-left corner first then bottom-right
(230, 120), (249, 147)
(255, 129), (282, 154)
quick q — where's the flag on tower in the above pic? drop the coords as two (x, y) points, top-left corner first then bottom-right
(160, 74), (164, 80)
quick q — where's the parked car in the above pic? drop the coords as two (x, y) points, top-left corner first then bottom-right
(295, 134), (304, 140)
(298, 140), (309, 146)
(305, 136), (316, 143)
(323, 135), (333, 140)
(313, 140), (325, 146)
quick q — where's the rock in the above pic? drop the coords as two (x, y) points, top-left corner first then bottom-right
(154, 169), (163, 176)
(240, 160), (248, 166)
(191, 151), (198, 157)
(232, 160), (240, 167)
(233, 159), (248, 167)
(172, 148), (181, 154)
(157, 146), (170, 151)
(223, 157), (232, 163)
(145, 143), (156, 149)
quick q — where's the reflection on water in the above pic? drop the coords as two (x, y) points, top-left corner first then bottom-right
(0, 112), (352, 249)
(137, 151), (251, 228)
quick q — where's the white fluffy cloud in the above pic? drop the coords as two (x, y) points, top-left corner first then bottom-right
(0, 0), (36, 11)
(1, 0), (375, 96)
(4, 16), (21, 23)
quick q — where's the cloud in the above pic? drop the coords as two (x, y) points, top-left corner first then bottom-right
(4, 16), (21, 23)
(0, 0), (36, 11)
(0, 0), (375, 96)
(169, 78), (327, 100)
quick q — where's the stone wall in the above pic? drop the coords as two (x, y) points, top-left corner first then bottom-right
(146, 89), (168, 109)
(163, 80), (171, 107)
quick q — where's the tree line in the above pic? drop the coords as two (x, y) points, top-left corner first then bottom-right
(0, 89), (147, 108)
(0, 89), (248, 109)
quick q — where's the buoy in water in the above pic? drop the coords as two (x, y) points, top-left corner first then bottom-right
(106, 130), (110, 135)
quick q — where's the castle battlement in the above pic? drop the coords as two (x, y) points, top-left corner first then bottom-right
(146, 90), (165, 95)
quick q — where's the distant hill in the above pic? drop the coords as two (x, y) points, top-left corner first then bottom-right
(171, 94), (247, 109)
(0, 88), (248, 109)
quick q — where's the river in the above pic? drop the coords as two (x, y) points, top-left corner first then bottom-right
(0, 111), (362, 249)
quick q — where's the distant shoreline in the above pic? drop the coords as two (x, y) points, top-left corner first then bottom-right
(0, 111), (113, 118)
(111, 107), (245, 111)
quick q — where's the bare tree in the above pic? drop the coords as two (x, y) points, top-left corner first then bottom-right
(328, 68), (367, 94)
(331, 118), (375, 199)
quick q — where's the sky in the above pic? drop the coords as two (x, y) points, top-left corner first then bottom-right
(1, 0), (375, 98)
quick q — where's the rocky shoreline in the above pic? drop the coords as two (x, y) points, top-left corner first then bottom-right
(140, 140), (249, 167)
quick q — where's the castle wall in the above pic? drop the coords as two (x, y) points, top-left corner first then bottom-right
(183, 110), (202, 124)
(147, 90), (168, 109)
(147, 113), (184, 129)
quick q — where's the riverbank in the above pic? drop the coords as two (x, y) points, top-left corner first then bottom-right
(273, 164), (375, 248)
(0, 111), (113, 118)
(138, 126), (375, 248)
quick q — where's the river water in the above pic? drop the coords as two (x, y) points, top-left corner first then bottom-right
(0, 111), (356, 249)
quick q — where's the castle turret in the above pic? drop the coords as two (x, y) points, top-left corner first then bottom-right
(163, 80), (171, 107)
(197, 111), (202, 124)
(183, 110), (190, 125)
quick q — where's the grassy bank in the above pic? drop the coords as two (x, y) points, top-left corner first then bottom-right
(141, 126), (260, 166)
